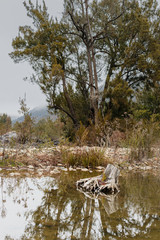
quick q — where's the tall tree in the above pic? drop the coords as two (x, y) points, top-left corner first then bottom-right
(10, 0), (160, 128)
(63, 0), (125, 123)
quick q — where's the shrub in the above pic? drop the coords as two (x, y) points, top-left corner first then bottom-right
(34, 117), (63, 143)
(74, 117), (124, 147)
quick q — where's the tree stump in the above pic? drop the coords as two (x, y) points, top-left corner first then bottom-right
(76, 164), (120, 195)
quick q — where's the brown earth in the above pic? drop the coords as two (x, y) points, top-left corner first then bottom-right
(0, 146), (160, 176)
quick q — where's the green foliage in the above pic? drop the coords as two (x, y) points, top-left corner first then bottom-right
(34, 117), (63, 142)
(134, 109), (151, 120)
(74, 122), (89, 146)
(9, 0), (160, 138)
(0, 157), (23, 167)
(14, 114), (34, 144)
(102, 77), (133, 119)
(13, 97), (34, 144)
(12, 97), (63, 145)
(134, 86), (160, 120)
(0, 114), (12, 135)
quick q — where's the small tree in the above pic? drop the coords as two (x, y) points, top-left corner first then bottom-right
(14, 97), (34, 144)
(0, 114), (12, 136)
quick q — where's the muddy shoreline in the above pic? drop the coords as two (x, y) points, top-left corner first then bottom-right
(0, 146), (160, 176)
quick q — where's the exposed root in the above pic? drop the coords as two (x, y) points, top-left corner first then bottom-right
(76, 164), (120, 195)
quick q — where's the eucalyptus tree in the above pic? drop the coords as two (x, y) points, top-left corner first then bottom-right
(10, 0), (126, 126)
(63, 0), (126, 123)
(10, 0), (160, 130)
(99, 0), (160, 117)
(64, 0), (160, 118)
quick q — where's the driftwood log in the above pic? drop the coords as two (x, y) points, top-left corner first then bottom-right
(76, 164), (120, 195)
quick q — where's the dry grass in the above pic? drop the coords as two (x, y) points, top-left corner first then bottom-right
(61, 147), (107, 168)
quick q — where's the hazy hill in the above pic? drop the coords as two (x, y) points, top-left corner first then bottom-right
(12, 106), (56, 123)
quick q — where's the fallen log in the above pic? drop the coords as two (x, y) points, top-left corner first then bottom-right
(76, 164), (120, 195)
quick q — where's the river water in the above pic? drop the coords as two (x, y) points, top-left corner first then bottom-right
(0, 171), (160, 240)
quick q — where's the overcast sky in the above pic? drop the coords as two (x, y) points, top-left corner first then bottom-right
(0, 0), (63, 116)
(0, 0), (160, 116)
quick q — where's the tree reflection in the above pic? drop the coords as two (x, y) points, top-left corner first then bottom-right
(1, 172), (160, 240)
(0, 178), (7, 218)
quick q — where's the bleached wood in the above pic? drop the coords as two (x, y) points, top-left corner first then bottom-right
(76, 164), (120, 194)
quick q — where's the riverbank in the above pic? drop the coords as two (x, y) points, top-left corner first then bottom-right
(0, 146), (160, 176)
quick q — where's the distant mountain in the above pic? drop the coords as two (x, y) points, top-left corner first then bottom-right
(12, 106), (56, 123)
(10, 115), (19, 121)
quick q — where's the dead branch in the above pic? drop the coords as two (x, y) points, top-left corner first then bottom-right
(76, 164), (120, 195)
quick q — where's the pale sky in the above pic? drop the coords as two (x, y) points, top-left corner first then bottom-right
(0, 0), (63, 116)
(0, 0), (160, 116)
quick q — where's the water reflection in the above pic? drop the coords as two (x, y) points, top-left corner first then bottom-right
(0, 172), (160, 240)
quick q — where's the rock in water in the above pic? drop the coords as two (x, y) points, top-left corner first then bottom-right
(76, 164), (120, 195)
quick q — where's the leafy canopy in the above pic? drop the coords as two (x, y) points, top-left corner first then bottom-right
(10, 0), (160, 129)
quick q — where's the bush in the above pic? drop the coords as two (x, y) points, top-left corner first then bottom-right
(34, 117), (63, 143)
(74, 117), (126, 147)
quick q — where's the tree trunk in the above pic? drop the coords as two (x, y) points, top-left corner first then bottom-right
(91, 46), (99, 125)
(85, 0), (99, 124)
(86, 46), (95, 122)
(62, 72), (78, 126)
